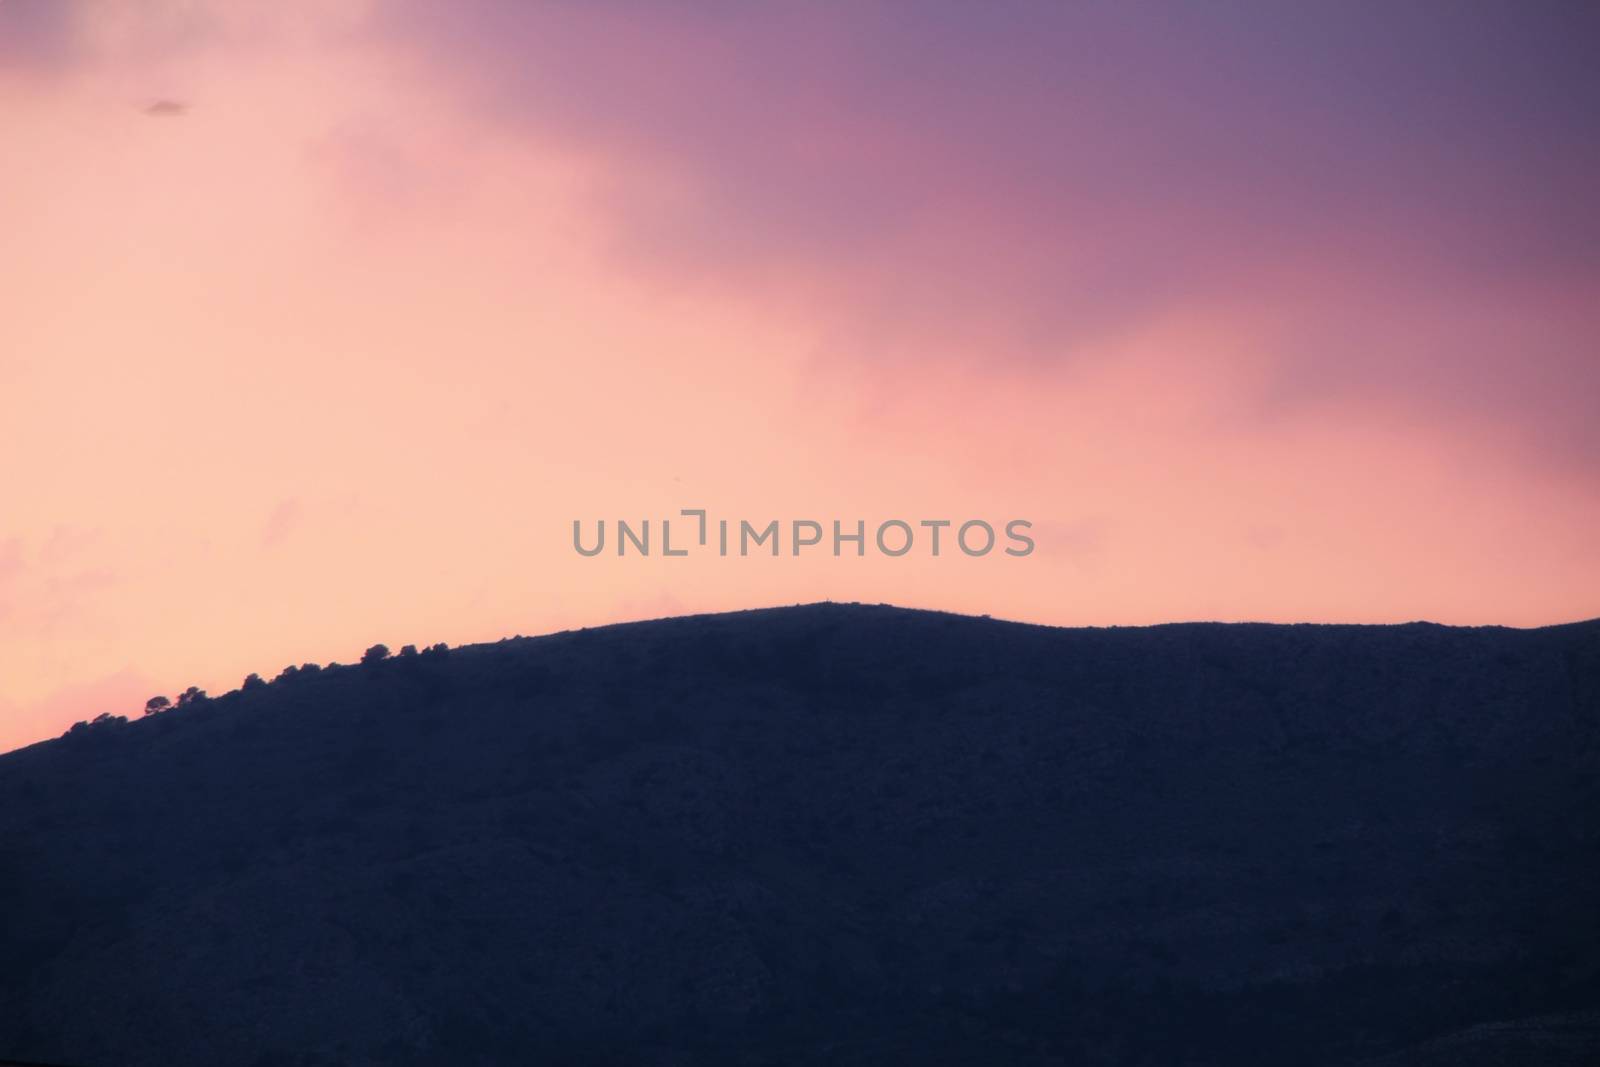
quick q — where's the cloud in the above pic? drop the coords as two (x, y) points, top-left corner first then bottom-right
(0, 0), (75, 72)
(373, 1), (1600, 476)
(261, 498), (302, 550)
(0, 529), (119, 634)
(144, 98), (187, 116)
(1, 1), (358, 81)
(2, 0), (1596, 750)
(0, 535), (22, 580)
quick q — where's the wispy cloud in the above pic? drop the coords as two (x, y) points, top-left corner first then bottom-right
(261, 498), (302, 550)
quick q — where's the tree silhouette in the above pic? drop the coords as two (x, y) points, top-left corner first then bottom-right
(242, 673), (266, 691)
(144, 696), (171, 716)
(362, 644), (390, 666)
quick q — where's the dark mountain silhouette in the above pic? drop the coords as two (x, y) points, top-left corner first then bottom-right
(2, 603), (1598, 1066)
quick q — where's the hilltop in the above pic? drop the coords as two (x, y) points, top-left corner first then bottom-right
(2, 603), (1598, 1065)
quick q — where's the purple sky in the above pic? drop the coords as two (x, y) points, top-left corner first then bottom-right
(1, 1), (1596, 750)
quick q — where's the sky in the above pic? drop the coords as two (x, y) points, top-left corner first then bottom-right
(1, 0), (1597, 752)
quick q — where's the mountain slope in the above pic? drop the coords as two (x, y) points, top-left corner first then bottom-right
(2, 603), (1598, 1065)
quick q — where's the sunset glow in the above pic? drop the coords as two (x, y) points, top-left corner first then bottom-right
(2, 1), (1597, 751)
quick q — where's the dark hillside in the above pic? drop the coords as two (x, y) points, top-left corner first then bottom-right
(2, 603), (1598, 1065)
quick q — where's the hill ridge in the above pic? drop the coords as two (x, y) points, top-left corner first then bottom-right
(2, 602), (1597, 1065)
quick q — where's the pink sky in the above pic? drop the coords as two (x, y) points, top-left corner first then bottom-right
(2, 1), (1597, 752)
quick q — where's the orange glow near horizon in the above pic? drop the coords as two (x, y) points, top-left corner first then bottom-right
(2, 2), (1597, 752)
